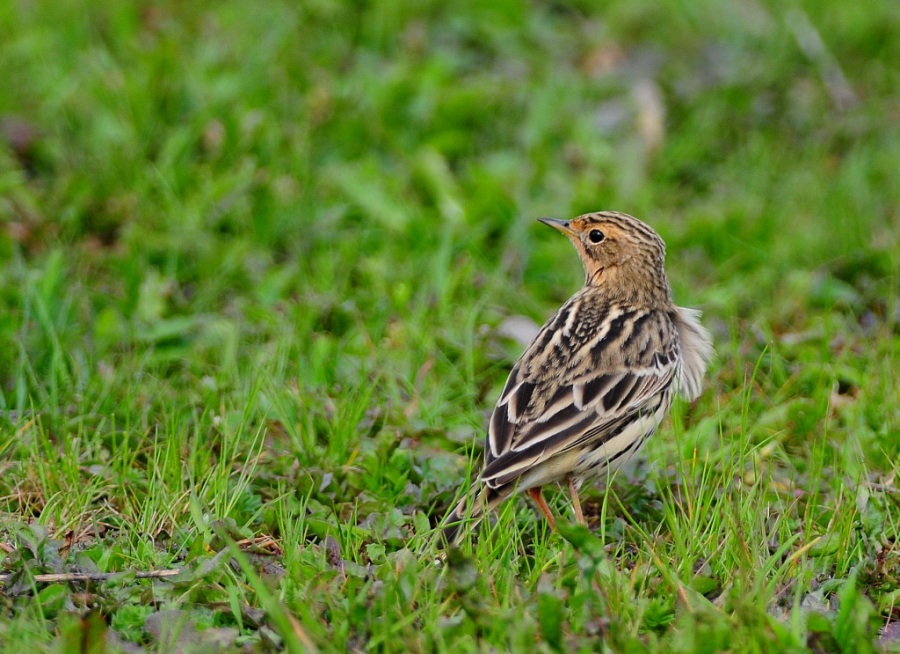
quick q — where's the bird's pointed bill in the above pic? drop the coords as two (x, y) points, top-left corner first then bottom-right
(538, 217), (576, 236)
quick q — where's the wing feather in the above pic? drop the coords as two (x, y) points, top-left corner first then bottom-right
(482, 295), (678, 490)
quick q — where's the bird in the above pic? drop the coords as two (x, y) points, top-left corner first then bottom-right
(441, 211), (713, 546)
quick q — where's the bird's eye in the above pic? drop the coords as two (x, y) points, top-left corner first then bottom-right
(588, 229), (605, 243)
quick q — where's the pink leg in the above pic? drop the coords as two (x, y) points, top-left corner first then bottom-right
(528, 487), (558, 531)
(567, 476), (585, 525)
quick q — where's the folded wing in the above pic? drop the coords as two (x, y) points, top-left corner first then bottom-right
(482, 297), (678, 490)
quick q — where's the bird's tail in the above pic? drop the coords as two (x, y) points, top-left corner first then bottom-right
(440, 482), (507, 547)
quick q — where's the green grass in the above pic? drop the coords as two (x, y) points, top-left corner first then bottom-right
(1, 0), (899, 651)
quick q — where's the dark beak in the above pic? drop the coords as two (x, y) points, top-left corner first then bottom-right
(538, 217), (575, 236)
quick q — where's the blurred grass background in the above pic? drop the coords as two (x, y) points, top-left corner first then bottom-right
(1, 0), (898, 651)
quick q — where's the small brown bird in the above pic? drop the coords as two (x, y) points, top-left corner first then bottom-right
(442, 211), (713, 545)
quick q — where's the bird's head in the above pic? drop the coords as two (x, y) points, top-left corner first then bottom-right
(539, 211), (671, 302)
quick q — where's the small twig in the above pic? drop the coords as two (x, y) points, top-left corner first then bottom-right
(0, 568), (182, 584)
(868, 483), (900, 495)
(786, 9), (859, 111)
(0, 405), (80, 422)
